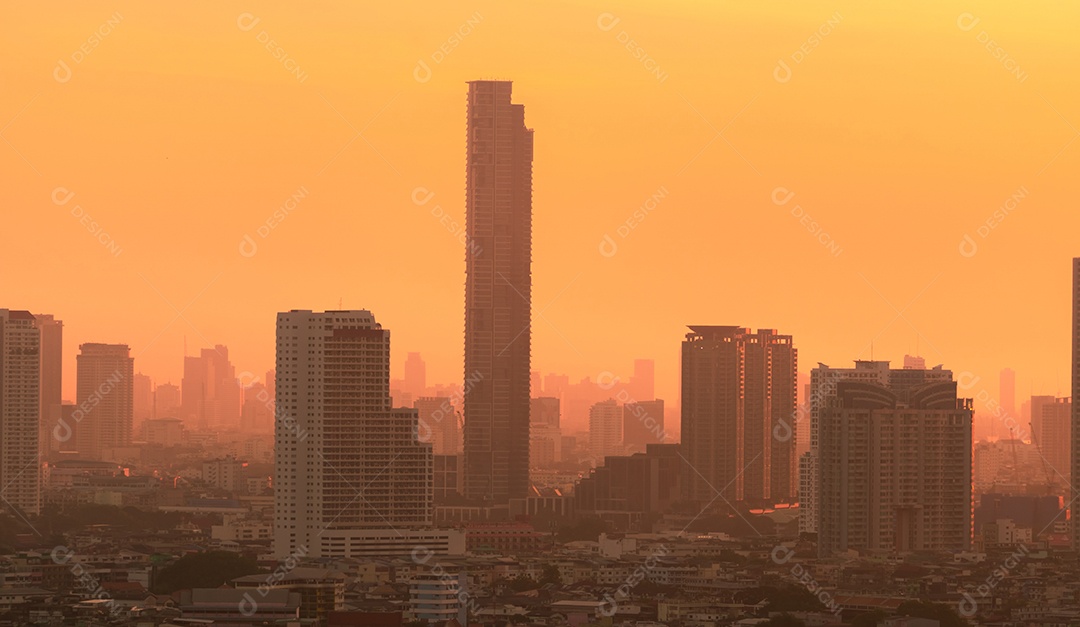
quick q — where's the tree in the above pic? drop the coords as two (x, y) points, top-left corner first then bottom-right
(540, 564), (563, 586)
(151, 551), (264, 593)
(851, 610), (887, 627)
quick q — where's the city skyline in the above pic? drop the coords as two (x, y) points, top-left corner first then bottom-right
(5, 2), (1079, 414)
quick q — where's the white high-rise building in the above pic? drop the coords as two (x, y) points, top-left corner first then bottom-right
(0, 310), (42, 515)
(274, 310), (433, 559)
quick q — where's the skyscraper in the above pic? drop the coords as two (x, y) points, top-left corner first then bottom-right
(1035, 397), (1071, 487)
(273, 310), (432, 559)
(75, 343), (134, 460)
(629, 359), (655, 401)
(589, 399), (623, 462)
(1000, 367), (1016, 419)
(462, 80), (534, 504)
(181, 345), (240, 429)
(802, 360), (955, 535)
(681, 326), (797, 507)
(0, 310), (42, 515)
(818, 377), (973, 556)
(404, 352), (426, 400)
(32, 314), (62, 457)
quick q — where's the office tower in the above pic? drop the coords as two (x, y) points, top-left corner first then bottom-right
(32, 314), (62, 457)
(273, 310), (432, 559)
(1031, 395), (1056, 446)
(902, 354), (925, 370)
(817, 377), (973, 556)
(404, 352), (426, 399)
(462, 80), (534, 503)
(623, 399), (665, 453)
(133, 373), (153, 430)
(800, 360), (955, 534)
(1035, 397), (1071, 486)
(530, 370), (542, 396)
(628, 359), (655, 402)
(415, 396), (459, 455)
(589, 399), (623, 462)
(681, 326), (797, 507)
(0, 310), (42, 514)
(1000, 368), (1016, 419)
(1075, 258), (1080, 549)
(75, 343), (134, 460)
(155, 382), (181, 418)
(181, 345), (240, 429)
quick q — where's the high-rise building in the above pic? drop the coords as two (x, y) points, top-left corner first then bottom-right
(404, 352), (426, 400)
(462, 80), (534, 504)
(181, 345), (241, 429)
(32, 314), (62, 457)
(133, 373), (153, 431)
(623, 399), (665, 453)
(589, 399), (623, 462)
(530, 397), (561, 468)
(800, 360), (955, 534)
(818, 378), (973, 556)
(681, 326), (797, 507)
(415, 396), (460, 455)
(1000, 368), (1016, 420)
(75, 343), (134, 460)
(155, 382), (181, 418)
(273, 310), (432, 559)
(0, 310), (42, 514)
(1074, 257), (1080, 550)
(1035, 397), (1071, 486)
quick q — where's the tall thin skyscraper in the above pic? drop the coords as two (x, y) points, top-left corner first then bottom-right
(404, 352), (427, 399)
(273, 310), (432, 559)
(681, 326), (797, 507)
(75, 343), (134, 460)
(1072, 258), (1080, 549)
(32, 314), (62, 456)
(589, 399), (623, 461)
(462, 80), (534, 504)
(0, 310), (42, 515)
(1000, 367), (1016, 420)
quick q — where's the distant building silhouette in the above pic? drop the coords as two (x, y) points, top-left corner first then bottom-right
(181, 345), (240, 429)
(1074, 258), (1080, 549)
(589, 399), (623, 461)
(462, 80), (534, 504)
(681, 326), (797, 508)
(622, 399), (665, 453)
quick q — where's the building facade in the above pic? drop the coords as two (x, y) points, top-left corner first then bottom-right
(74, 343), (134, 460)
(680, 326), (797, 507)
(818, 379), (973, 556)
(273, 310), (432, 559)
(0, 310), (42, 514)
(463, 80), (534, 504)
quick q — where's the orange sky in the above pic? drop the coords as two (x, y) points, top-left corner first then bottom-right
(3, 0), (1079, 414)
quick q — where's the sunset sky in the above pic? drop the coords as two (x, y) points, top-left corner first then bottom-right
(4, 0), (1079, 415)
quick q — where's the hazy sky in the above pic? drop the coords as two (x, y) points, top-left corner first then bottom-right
(4, 1), (1078, 410)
